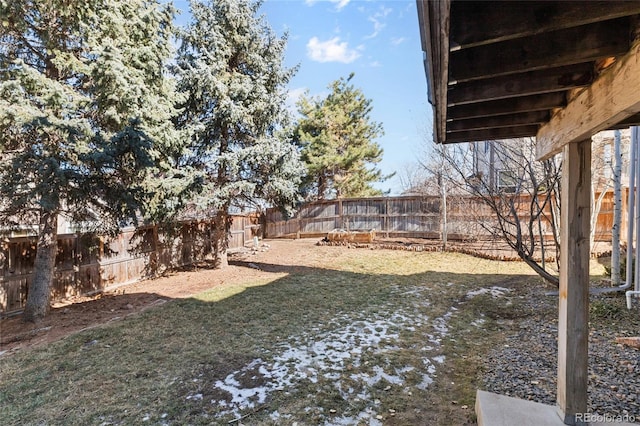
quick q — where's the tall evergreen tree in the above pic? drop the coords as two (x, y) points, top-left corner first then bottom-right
(0, 0), (181, 321)
(174, 0), (303, 268)
(294, 73), (389, 200)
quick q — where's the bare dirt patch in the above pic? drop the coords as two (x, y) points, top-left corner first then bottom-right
(0, 239), (333, 355)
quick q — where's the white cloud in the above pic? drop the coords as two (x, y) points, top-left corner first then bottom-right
(365, 17), (385, 39)
(305, 0), (351, 11)
(307, 37), (360, 63)
(333, 0), (350, 10)
(391, 37), (407, 46)
(365, 6), (393, 39)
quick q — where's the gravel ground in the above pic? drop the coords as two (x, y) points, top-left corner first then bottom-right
(482, 284), (640, 420)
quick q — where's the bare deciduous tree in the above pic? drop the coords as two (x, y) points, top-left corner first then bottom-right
(420, 138), (562, 286)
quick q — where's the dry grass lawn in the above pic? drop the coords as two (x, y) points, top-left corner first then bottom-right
(0, 240), (555, 425)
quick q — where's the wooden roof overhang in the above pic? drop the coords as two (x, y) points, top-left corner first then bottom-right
(417, 0), (640, 160)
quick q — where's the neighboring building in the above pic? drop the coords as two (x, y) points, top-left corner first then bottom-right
(468, 137), (536, 193)
(470, 140), (500, 191)
(469, 129), (632, 193)
(591, 128), (632, 192)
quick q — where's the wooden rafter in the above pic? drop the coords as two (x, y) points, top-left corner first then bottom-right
(446, 111), (549, 133)
(450, 19), (630, 83)
(444, 125), (540, 144)
(450, 1), (640, 49)
(448, 63), (593, 106)
(537, 40), (640, 160)
(446, 93), (566, 121)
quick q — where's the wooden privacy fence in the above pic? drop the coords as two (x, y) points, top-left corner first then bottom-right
(265, 193), (623, 242)
(266, 195), (531, 240)
(0, 214), (260, 316)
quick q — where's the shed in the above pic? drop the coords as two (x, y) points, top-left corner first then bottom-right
(417, 1), (640, 425)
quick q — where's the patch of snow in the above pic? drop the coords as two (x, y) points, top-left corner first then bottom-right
(351, 365), (404, 387)
(197, 286), (450, 419)
(396, 365), (415, 374)
(471, 318), (486, 327)
(417, 358), (438, 390)
(213, 359), (273, 409)
(417, 374), (434, 390)
(466, 286), (511, 299)
(432, 355), (446, 364)
(393, 286), (432, 302)
(428, 309), (453, 344)
(327, 409), (378, 426)
(186, 393), (203, 401)
(433, 311), (452, 335)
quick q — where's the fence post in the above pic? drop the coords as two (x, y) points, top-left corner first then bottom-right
(384, 198), (389, 238)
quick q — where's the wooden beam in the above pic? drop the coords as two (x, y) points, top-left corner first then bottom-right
(557, 139), (590, 424)
(448, 63), (593, 106)
(446, 111), (549, 132)
(447, 93), (565, 120)
(450, 19), (630, 83)
(418, 0), (451, 144)
(416, 0), (435, 104)
(537, 40), (640, 160)
(444, 125), (539, 144)
(450, 1), (640, 49)
(612, 113), (640, 129)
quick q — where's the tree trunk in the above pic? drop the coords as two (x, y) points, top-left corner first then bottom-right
(23, 211), (58, 323)
(611, 129), (622, 285)
(212, 207), (229, 269)
(590, 184), (609, 255)
(440, 175), (448, 250)
(520, 251), (560, 286)
(318, 175), (326, 200)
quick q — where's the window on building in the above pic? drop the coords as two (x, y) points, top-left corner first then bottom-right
(497, 169), (519, 193)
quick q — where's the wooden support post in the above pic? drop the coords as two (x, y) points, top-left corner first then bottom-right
(557, 139), (591, 425)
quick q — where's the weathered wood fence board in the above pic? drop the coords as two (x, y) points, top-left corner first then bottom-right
(266, 196), (495, 239)
(0, 214), (258, 316)
(266, 192), (623, 242)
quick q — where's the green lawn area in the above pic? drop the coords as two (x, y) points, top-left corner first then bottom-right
(0, 250), (547, 425)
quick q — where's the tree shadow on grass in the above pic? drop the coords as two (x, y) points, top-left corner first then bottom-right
(0, 260), (545, 426)
(0, 292), (173, 353)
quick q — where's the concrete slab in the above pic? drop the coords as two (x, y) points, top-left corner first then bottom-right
(476, 390), (565, 426)
(475, 390), (636, 426)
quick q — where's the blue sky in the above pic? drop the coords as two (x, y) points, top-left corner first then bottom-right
(172, 0), (432, 194)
